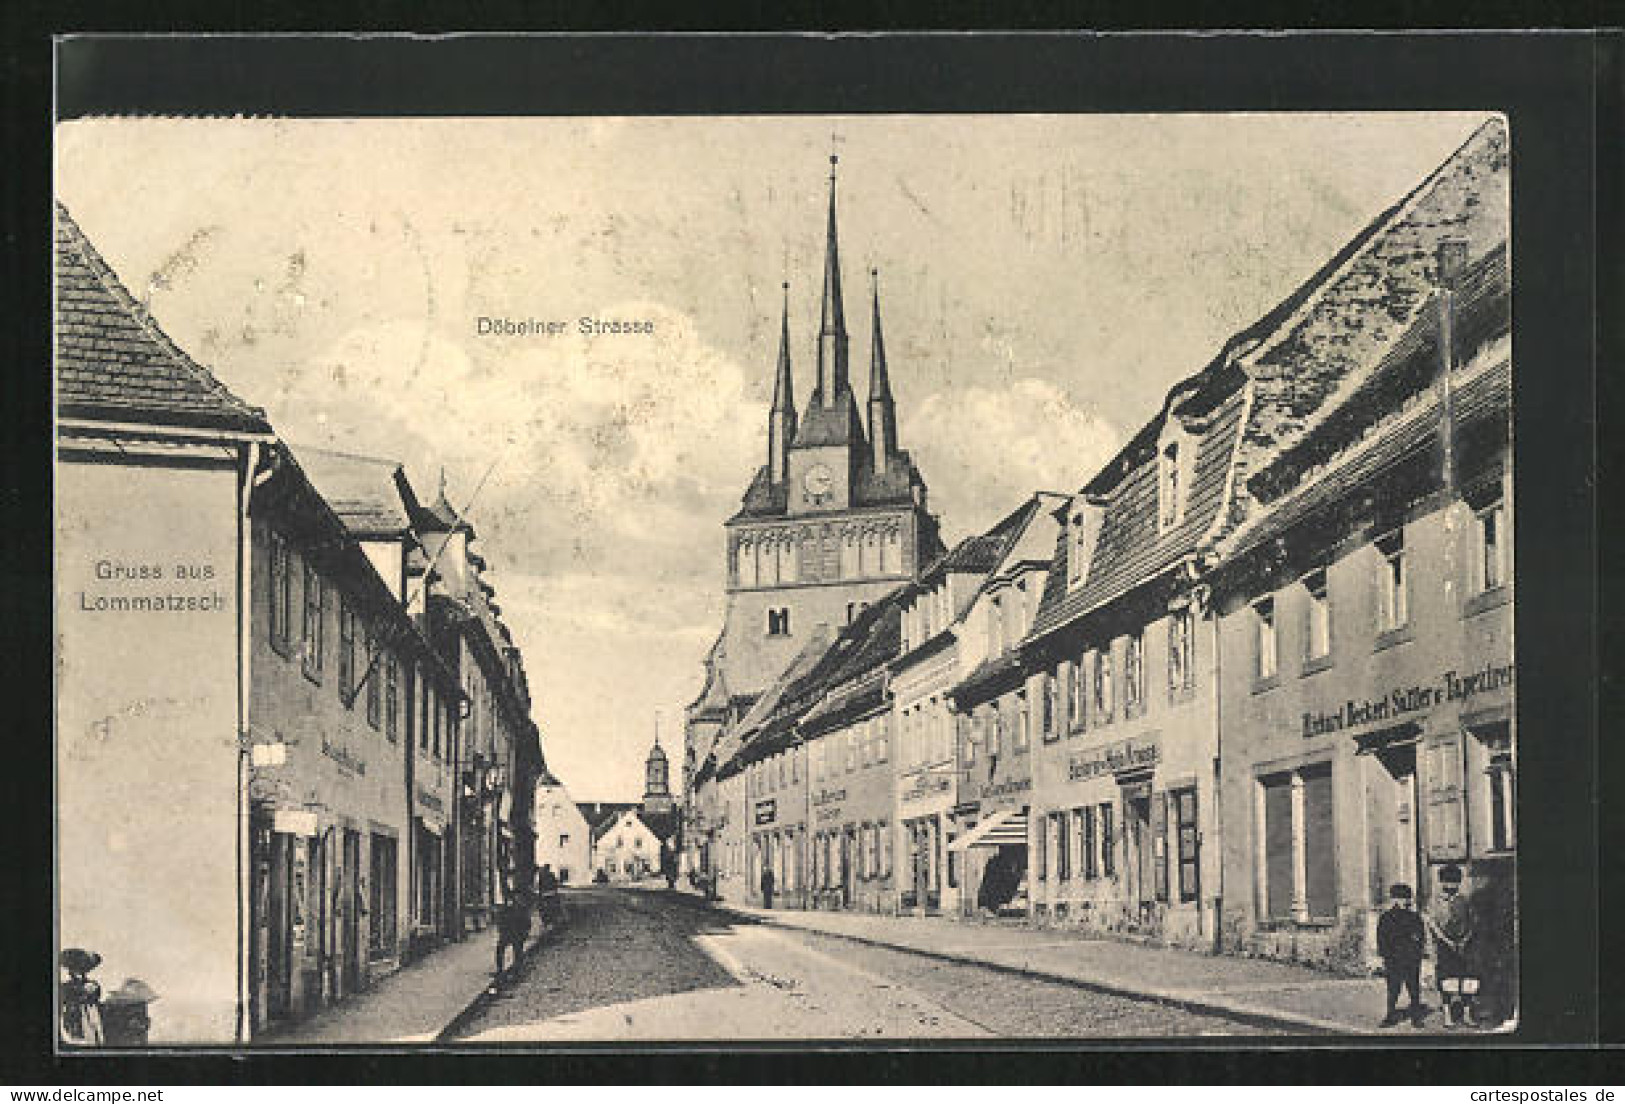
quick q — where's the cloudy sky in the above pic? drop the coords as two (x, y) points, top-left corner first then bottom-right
(55, 112), (1491, 800)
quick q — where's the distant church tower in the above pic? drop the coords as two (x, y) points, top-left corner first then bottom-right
(708, 154), (945, 701)
(643, 721), (674, 816)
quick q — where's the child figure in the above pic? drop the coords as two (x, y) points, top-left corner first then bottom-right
(1376, 883), (1426, 1028)
(1426, 864), (1478, 1027)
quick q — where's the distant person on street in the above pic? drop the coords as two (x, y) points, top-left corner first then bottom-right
(494, 875), (531, 984)
(760, 864), (775, 909)
(1376, 882), (1426, 1028)
(1426, 864), (1478, 1027)
(537, 863), (563, 928)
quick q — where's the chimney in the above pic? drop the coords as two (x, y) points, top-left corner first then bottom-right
(1436, 238), (1468, 290)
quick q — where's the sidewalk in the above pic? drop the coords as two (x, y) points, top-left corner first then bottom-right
(705, 896), (1405, 1036)
(259, 929), (524, 1046)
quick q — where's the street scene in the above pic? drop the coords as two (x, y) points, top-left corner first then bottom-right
(55, 111), (1512, 1046)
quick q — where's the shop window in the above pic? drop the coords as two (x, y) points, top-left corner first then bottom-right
(302, 560), (324, 682)
(1168, 607), (1195, 697)
(1377, 530), (1408, 632)
(1475, 493), (1508, 593)
(1253, 597), (1277, 681)
(1174, 788), (1200, 903)
(1099, 803), (1116, 878)
(1304, 569), (1331, 663)
(1125, 630), (1145, 716)
(1082, 806), (1098, 880)
(1259, 763), (1335, 923)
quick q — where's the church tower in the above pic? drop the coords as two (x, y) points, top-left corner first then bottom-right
(643, 722), (674, 817)
(711, 155), (945, 701)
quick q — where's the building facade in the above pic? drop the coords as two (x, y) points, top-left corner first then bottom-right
(944, 495), (1068, 918)
(533, 776), (593, 885)
(1212, 239), (1511, 981)
(55, 204), (546, 1044)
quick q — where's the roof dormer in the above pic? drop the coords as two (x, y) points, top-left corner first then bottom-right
(1157, 414), (1197, 534)
(1066, 494), (1107, 590)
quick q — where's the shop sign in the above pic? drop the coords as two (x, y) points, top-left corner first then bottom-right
(975, 775), (1031, 806)
(273, 809), (319, 837)
(902, 771), (953, 805)
(1069, 737), (1160, 782)
(1301, 662), (1514, 739)
(754, 799), (777, 826)
(812, 786), (847, 807)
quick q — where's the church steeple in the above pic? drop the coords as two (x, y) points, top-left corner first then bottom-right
(815, 155), (850, 408)
(768, 281), (797, 487)
(868, 268), (897, 476)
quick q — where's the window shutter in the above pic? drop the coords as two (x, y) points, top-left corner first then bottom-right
(1177, 788), (1200, 903)
(1425, 735), (1467, 862)
(1303, 764), (1337, 919)
(1262, 775), (1295, 921)
(1151, 790), (1169, 902)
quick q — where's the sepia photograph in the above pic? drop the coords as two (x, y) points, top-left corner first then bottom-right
(54, 98), (1515, 1048)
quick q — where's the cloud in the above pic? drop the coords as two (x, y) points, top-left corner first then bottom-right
(907, 377), (1123, 541)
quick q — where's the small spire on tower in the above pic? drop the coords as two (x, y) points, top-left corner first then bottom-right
(816, 153), (849, 406)
(768, 280), (798, 486)
(868, 266), (897, 475)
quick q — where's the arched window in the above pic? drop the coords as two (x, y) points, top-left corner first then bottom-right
(862, 529), (879, 575)
(882, 526), (902, 574)
(739, 537), (758, 588)
(778, 531), (797, 582)
(840, 529), (860, 578)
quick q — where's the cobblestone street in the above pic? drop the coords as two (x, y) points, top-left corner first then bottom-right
(453, 887), (1270, 1041)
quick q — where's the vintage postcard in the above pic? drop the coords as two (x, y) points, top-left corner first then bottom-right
(54, 103), (1513, 1046)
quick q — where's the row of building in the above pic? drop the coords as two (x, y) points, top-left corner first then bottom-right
(55, 204), (548, 1043)
(683, 122), (1513, 983)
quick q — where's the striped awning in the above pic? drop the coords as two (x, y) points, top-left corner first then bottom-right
(947, 810), (1029, 852)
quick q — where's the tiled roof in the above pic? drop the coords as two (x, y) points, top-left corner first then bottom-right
(56, 203), (271, 434)
(292, 444), (413, 537)
(1226, 350), (1509, 560)
(1030, 390), (1246, 641)
(1027, 118), (1508, 646)
(1247, 244), (1509, 505)
(1234, 119), (1509, 481)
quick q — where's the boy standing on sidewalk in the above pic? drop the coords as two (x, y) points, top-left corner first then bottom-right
(1426, 864), (1478, 1027)
(1376, 883), (1426, 1028)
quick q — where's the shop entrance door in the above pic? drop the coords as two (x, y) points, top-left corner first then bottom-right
(1377, 744), (1422, 896)
(264, 832), (292, 1023)
(342, 829), (362, 994)
(1127, 793), (1155, 909)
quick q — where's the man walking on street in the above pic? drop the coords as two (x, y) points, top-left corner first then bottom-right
(1376, 883), (1426, 1028)
(760, 862), (775, 910)
(1427, 864), (1478, 1027)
